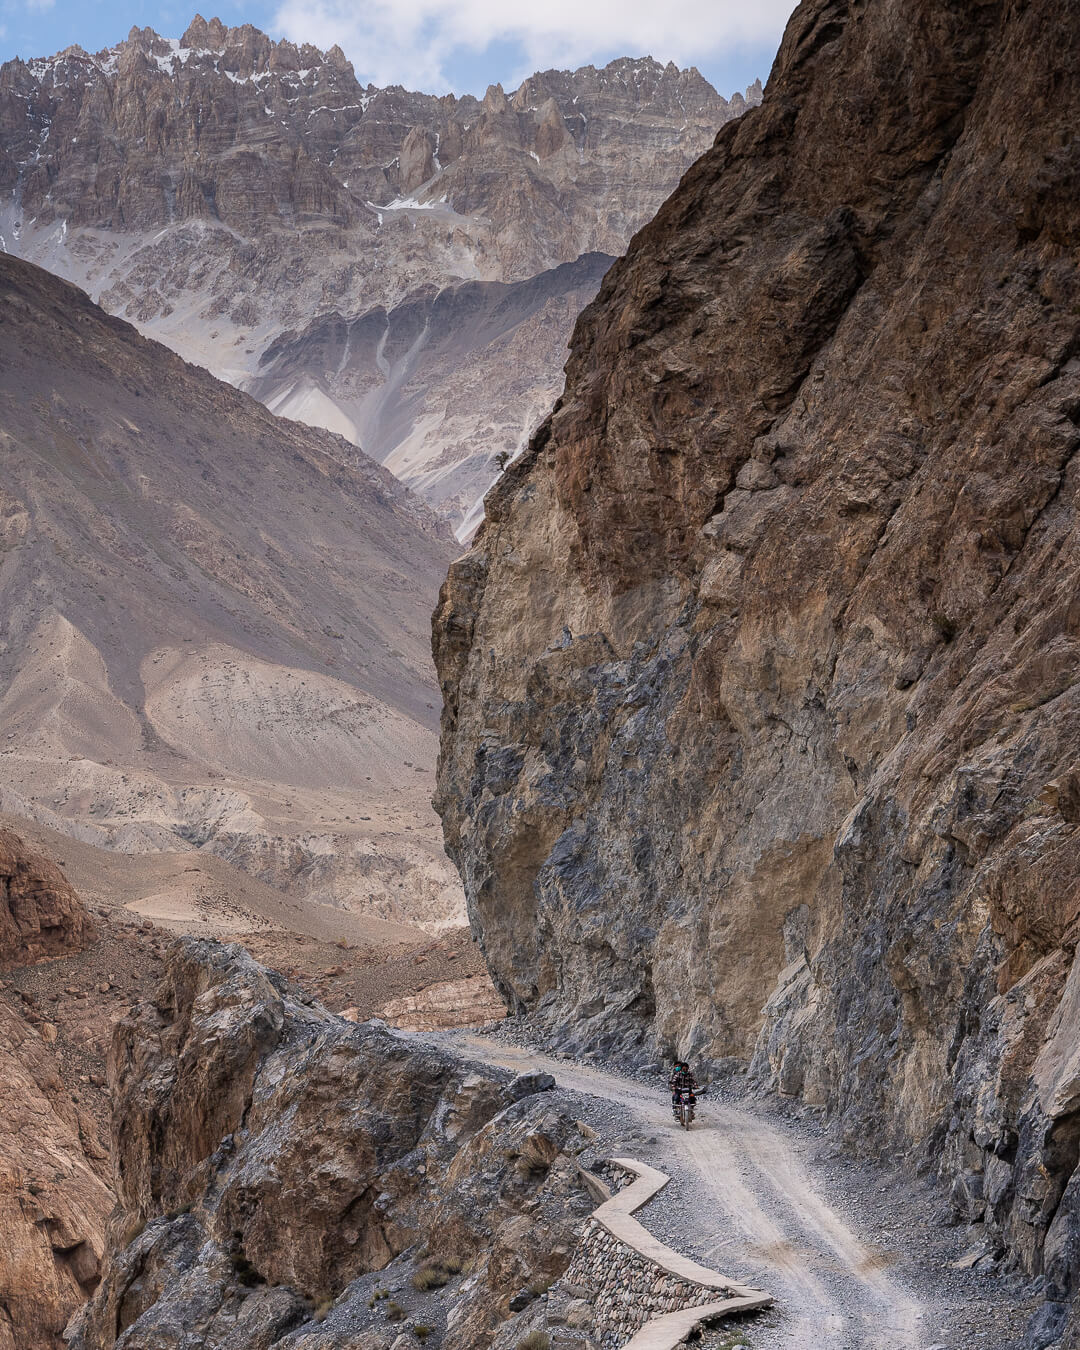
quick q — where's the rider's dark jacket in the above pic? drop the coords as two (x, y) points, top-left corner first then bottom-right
(669, 1066), (698, 1096)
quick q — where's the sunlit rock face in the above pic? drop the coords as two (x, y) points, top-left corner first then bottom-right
(433, 0), (1080, 1336)
(0, 24), (760, 529)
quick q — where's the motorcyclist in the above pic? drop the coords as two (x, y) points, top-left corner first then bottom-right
(669, 1060), (698, 1118)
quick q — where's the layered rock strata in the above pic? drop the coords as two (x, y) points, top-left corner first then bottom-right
(375, 973), (508, 1031)
(70, 939), (595, 1350)
(433, 0), (1080, 1339)
(0, 22), (760, 527)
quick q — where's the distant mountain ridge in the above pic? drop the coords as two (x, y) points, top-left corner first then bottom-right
(0, 18), (761, 530)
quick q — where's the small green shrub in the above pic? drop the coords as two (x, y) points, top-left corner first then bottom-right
(414, 1325), (432, 1342)
(517, 1334), (550, 1350)
(386, 1302), (407, 1323)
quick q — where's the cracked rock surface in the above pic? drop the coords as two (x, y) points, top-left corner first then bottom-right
(433, 0), (1080, 1340)
(70, 939), (594, 1350)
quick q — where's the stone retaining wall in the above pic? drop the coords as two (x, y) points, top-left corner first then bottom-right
(540, 1159), (769, 1350)
(561, 1216), (724, 1349)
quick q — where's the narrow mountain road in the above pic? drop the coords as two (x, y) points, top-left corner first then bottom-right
(438, 1033), (927, 1350)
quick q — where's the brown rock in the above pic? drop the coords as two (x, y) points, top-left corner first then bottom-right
(433, 0), (1080, 1334)
(377, 973), (508, 1031)
(0, 828), (92, 966)
(71, 940), (593, 1350)
(0, 994), (112, 1350)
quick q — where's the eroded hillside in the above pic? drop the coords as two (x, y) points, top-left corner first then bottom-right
(0, 250), (461, 931)
(433, 0), (1080, 1340)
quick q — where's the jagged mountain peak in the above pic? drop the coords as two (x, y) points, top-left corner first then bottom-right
(0, 18), (760, 533)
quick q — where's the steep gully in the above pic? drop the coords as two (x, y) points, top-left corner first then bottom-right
(440, 1034), (928, 1350)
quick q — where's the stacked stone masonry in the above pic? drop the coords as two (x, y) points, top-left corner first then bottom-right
(561, 1218), (724, 1348)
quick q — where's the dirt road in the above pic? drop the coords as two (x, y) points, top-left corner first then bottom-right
(441, 1034), (928, 1350)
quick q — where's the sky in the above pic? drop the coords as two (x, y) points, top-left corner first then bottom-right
(0, 0), (796, 98)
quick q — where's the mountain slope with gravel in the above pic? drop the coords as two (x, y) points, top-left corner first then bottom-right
(0, 249), (462, 932)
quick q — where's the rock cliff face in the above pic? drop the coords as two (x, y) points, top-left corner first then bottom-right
(0, 994), (113, 1350)
(0, 833), (110, 1350)
(434, 0), (1080, 1337)
(0, 827), (92, 965)
(70, 940), (592, 1350)
(0, 21), (759, 527)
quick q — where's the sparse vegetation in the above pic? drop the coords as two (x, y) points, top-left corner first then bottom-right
(516, 1333), (549, 1350)
(414, 1324), (432, 1342)
(386, 1301), (407, 1323)
(527, 1276), (554, 1296)
(119, 1214), (147, 1247)
(421, 1248), (466, 1275)
(412, 1264), (450, 1291)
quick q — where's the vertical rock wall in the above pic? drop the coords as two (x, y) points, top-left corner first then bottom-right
(433, 0), (1080, 1330)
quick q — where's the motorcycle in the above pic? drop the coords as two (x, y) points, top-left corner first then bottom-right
(674, 1086), (697, 1130)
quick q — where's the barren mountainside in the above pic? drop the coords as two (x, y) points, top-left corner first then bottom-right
(0, 20), (759, 529)
(433, 0), (1080, 1343)
(0, 249), (463, 932)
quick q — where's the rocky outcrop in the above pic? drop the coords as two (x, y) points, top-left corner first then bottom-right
(70, 939), (595, 1350)
(0, 827), (92, 965)
(434, 0), (1080, 1339)
(0, 24), (760, 528)
(0, 993), (113, 1350)
(0, 835), (109, 1350)
(375, 973), (507, 1031)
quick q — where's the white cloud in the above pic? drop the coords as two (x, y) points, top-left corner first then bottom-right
(271, 0), (795, 92)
